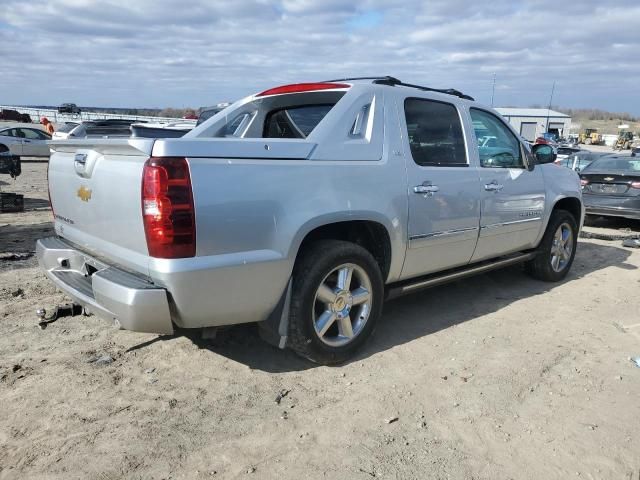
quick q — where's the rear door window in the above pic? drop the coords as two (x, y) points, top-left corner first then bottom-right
(403, 98), (467, 167)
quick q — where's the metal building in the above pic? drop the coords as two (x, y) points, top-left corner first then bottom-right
(495, 108), (571, 142)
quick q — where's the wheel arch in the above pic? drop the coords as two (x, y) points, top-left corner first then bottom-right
(290, 215), (395, 283)
(552, 196), (583, 226)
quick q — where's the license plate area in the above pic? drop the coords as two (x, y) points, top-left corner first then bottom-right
(589, 183), (628, 195)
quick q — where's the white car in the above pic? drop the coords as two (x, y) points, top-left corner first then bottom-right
(51, 122), (80, 140)
(0, 126), (51, 157)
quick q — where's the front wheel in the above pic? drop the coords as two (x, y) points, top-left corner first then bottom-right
(525, 210), (578, 282)
(288, 240), (384, 364)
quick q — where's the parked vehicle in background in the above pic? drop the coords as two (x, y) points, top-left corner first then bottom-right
(614, 131), (634, 150)
(0, 145), (21, 178)
(130, 120), (195, 138)
(534, 133), (558, 147)
(555, 146), (581, 161)
(0, 109), (32, 123)
(579, 128), (603, 146)
(557, 151), (603, 172)
(196, 103), (231, 126)
(0, 126), (51, 157)
(559, 136), (579, 147)
(58, 103), (81, 114)
(39, 77), (583, 364)
(51, 122), (80, 140)
(580, 154), (640, 220)
(67, 119), (140, 138)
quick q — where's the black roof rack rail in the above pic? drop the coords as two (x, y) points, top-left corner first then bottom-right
(325, 76), (401, 83)
(325, 76), (474, 101)
(374, 77), (474, 101)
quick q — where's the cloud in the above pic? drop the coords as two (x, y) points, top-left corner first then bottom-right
(1, 0), (639, 114)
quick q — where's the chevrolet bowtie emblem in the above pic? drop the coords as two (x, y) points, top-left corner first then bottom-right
(77, 186), (92, 202)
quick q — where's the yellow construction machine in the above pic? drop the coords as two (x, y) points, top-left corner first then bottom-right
(578, 128), (603, 145)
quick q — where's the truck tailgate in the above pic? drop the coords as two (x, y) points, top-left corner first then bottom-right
(48, 139), (155, 276)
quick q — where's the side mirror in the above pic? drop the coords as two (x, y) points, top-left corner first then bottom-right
(532, 144), (557, 164)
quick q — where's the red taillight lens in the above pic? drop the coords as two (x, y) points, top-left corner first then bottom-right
(631, 181), (640, 189)
(142, 157), (195, 258)
(256, 82), (350, 97)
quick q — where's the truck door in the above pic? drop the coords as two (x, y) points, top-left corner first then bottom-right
(1, 129), (23, 156)
(19, 128), (48, 156)
(468, 108), (546, 262)
(400, 97), (481, 279)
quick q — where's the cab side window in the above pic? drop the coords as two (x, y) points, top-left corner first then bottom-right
(470, 108), (524, 168)
(21, 129), (44, 140)
(404, 98), (467, 167)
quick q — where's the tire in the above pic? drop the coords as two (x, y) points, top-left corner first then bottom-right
(288, 240), (384, 364)
(525, 209), (578, 282)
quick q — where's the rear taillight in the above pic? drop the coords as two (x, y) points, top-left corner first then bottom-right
(631, 181), (640, 189)
(142, 157), (195, 258)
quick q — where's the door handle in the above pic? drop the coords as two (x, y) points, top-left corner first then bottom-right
(414, 183), (440, 195)
(23, 140), (31, 143)
(484, 182), (504, 192)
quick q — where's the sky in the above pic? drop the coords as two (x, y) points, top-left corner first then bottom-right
(1, 0), (639, 113)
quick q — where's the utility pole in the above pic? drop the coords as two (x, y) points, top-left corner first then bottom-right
(490, 73), (496, 107)
(545, 81), (555, 133)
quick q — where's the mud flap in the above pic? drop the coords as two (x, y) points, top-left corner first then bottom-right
(257, 279), (292, 349)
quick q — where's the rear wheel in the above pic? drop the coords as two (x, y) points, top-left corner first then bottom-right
(288, 240), (383, 364)
(526, 210), (578, 282)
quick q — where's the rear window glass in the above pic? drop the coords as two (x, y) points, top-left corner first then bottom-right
(585, 157), (640, 172)
(263, 104), (334, 139)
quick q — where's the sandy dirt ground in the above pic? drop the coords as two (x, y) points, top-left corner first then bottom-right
(1, 162), (640, 480)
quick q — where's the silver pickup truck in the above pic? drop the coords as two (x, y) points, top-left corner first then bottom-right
(38, 77), (583, 364)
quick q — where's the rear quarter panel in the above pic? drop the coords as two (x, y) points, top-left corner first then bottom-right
(159, 156), (407, 328)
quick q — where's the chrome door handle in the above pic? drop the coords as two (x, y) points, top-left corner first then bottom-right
(414, 184), (440, 195)
(484, 182), (504, 192)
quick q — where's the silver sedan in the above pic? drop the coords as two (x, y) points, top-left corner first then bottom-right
(0, 127), (51, 157)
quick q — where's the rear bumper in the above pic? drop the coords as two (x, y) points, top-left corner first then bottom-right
(36, 236), (173, 334)
(583, 194), (640, 220)
(584, 206), (640, 220)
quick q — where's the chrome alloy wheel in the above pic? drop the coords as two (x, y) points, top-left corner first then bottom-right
(312, 263), (373, 347)
(550, 222), (573, 272)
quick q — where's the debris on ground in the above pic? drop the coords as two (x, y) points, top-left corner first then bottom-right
(622, 239), (640, 248)
(630, 357), (640, 368)
(144, 368), (155, 374)
(87, 354), (114, 366)
(384, 416), (399, 424)
(274, 388), (290, 404)
(0, 252), (34, 261)
(11, 288), (24, 297)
